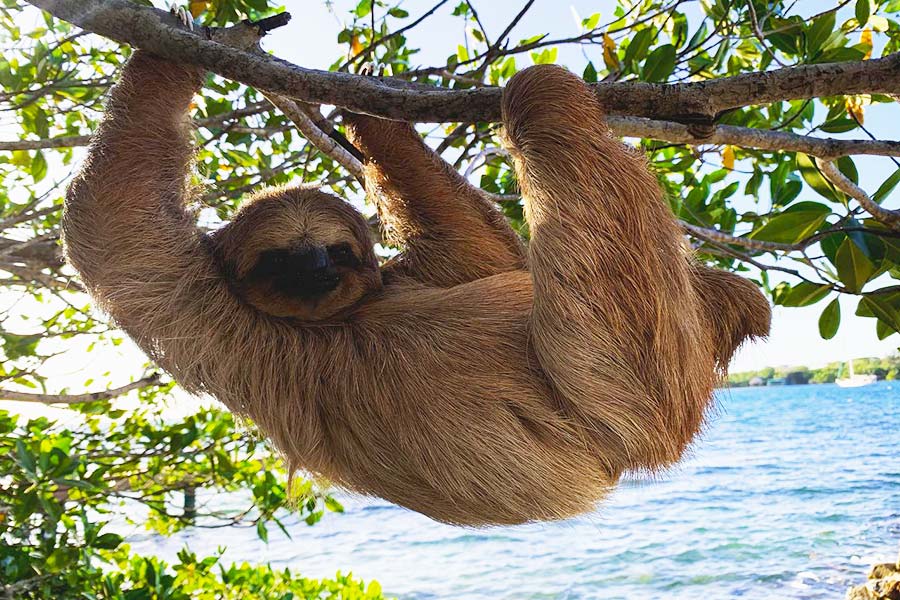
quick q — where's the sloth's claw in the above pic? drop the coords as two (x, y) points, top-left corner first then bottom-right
(358, 62), (387, 77)
(169, 4), (195, 31)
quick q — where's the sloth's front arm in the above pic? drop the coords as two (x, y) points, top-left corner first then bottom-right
(61, 53), (287, 401)
(343, 114), (526, 287)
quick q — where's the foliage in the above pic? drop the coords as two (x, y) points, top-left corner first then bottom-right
(0, 403), (381, 597)
(728, 353), (900, 385)
(2, 0), (900, 595)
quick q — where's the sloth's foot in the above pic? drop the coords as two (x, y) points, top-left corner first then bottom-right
(358, 61), (387, 77)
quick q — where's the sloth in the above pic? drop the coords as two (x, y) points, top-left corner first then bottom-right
(63, 51), (770, 526)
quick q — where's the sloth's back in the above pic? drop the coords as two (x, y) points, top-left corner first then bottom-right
(294, 270), (619, 525)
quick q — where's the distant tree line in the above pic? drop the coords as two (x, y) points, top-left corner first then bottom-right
(728, 354), (900, 386)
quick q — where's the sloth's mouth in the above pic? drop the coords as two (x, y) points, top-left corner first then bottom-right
(276, 271), (341, 299)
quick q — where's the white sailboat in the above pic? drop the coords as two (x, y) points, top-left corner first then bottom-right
(835, 359), (877, 388)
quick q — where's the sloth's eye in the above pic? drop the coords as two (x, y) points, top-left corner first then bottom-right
(328, 243), (358, 267)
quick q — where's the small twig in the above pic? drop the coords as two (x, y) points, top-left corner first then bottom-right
(464, 0), (491, 47)
(264, 94), (364, 181)
(745, 0), (786, 67)
(609, 116), (900, 158)
(340, 0), (453, 69)
(0, 374), (160, 405)
(463, 147), (509, 177)
(0, 135), (92, 151)
(0, 205), (60, 231)
(816, 158), (900, 229)
(680, 222), (796, 252)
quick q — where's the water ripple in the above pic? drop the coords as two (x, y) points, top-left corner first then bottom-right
(128, 382), (900, 599)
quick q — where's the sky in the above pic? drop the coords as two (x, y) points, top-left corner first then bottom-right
(4, 0), (899, 381)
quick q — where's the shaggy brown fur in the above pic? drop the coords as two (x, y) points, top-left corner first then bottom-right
(63, 53), (771, 526)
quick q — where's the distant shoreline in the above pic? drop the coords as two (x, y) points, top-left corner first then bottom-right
(728, 355), (898, 387)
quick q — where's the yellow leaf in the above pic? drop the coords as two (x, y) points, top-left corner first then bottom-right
(861, 27), (873, 59)
(602, 34), (619, 70)
(350, 34), (364, 56)
(722, 145), (735, 170)
(846, 95), (870, 124)
(189, 1), (207, 18)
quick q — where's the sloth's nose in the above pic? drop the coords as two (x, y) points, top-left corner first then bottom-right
(291, 246), (340, 295)
(295, 245), (331, 272)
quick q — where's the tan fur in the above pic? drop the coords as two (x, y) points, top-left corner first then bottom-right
(62, 54), (770, 526)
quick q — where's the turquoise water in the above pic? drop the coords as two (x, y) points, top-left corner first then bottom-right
(132, 382), (899, 599)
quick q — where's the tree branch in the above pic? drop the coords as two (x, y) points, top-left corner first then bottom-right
(340, 0), (454, 69)
(0, 374), (160, 405)
(0, 135), (92, 151)
(610, 116), (900, 159)
(0, 205), (60, 231)
(816, 158), (900, 228)
(679, 222), (797, 252)
(8, 116), (895, 158)
(263, 94), (364, 179)
(0, 103), (283, 151)
(25, 0), (900, 127)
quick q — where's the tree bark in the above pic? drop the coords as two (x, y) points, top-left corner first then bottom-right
(25, 0), (900, 126)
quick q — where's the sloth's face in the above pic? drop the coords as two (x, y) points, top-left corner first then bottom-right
(213, 187), (382, 321)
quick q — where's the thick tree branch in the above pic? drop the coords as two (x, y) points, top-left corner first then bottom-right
(5, 115), (897, 158)
(0, 374), (160, 405)
(25, 0), (900, 127)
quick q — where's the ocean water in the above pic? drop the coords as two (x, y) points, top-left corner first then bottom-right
(131, 382), (900, 599)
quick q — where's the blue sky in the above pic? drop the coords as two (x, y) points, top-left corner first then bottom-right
(256, 0), (900, 371)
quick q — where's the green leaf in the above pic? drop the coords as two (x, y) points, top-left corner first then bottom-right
(806, 12), (836, 55)
(93, 532), (123, 550)
(816, 46), (867, 63)
(775, 281), (832, 307)
(837, 156), (859, 185)
(857, 291), (900, 335)
(16, 439), (36, 475)
(31, 151), (47, 183)
(872, 168), (900, 205)
(582, 61), (597, 83)
(624, 28), (655, 68)
(856, 0), (872, 26)
(876, 318), (894, 340)
(367, 580), (383, 598)
(834, 238), (876, 293)
(256, 520), (268, 542)
(530, 47), (557, 65)
(749, 201), (831, 243)
(772, 179), (802, 207)
(818, 298), (841, 339)
(820, 117), (859, 133)
(582, 13), (601, 30)
(354, 0), (372, 18)
(797, 154), (841, 203)
(642, 44), (676, 82)
(324, 496), (344, 513)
